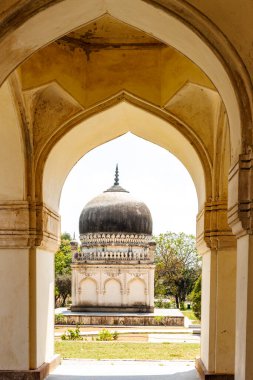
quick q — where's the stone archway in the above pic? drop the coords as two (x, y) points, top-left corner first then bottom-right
(40, 96), (235, 377)
(0, 1), (251, 379)
(42, 99), (209, 211)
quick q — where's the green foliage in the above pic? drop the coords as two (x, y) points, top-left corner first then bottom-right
(61, 232), (72, 241)
(55, 274), (72, 307)
(96, 329), (119, 341)
(61, 325), (83, 340)
(55, 234), (72, 276)
(153, 316), (166, 325)
(181, 310), (200, 323)
(154, 232), (201, 308)
(179, 302), (186, 310)
(55, 313), (67, 324)
(55, 233), (73, 307)
(190, 275), (201, 320)
(154, 299), (174, 309)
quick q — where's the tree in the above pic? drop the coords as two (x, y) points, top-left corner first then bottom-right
(55, 233), (73, 306)
(154, 232), (201, 308)
(190, 275), (201, 320)
(55, 233), (72, 275)
(55, 274), (72, 307)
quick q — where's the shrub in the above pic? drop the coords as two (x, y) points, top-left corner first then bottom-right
(154, 299), (173, 309)
(96, 329), (118, 341)
(190, 276), (201, 320)
(154, 316), (166, 325)
(61, 325), (83, 340)
(55, 313), (67, 324)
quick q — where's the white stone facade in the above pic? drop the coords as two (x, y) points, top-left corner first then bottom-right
(71, 233), (155, 312)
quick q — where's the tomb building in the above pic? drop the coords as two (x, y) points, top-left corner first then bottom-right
(71, 166), (155, 312)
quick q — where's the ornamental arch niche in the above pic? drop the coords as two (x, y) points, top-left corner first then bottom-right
(127, 277), (147, 306)
(79, 277), (98, 306)
(0, 1), (251, 379)
(103, 278), (122, 307)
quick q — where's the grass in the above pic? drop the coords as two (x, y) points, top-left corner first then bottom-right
(181, 310), (200, 324)
(55, 341), (200, 360)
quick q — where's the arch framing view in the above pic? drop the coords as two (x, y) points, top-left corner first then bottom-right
(0, 1), (253, 380)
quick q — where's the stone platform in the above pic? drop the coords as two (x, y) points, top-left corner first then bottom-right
(55, 308), (185, 326)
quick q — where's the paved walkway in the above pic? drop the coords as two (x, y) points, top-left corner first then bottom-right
(47, 360), (199, 379)
(148, 333), (200, 343)
(55, 327), (200, 344)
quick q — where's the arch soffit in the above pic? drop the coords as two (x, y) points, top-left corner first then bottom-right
(0, 0), (250, 162)
(41, 95), (210, 212)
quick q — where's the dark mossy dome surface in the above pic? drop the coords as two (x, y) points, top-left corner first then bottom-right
(79, 183), (153, 235)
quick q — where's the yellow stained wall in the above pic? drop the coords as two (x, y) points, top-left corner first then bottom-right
(160, 47), (214, 105)
(20, 43), (213, 109)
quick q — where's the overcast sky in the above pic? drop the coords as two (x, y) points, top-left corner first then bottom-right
(60, 133), (198, 240)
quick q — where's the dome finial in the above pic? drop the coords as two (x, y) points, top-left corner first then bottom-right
(114, 164), (119, 186)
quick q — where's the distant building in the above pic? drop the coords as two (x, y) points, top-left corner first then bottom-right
(71, 166), (155, 312)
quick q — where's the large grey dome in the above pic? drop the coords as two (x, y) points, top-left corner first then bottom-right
(79, 167), (152, 235)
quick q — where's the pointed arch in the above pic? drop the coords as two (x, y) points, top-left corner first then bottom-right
(40, 94), (210, 212)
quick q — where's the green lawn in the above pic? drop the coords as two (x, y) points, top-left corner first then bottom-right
(181, 310), (200, 324)
(55, 341), (200, 360)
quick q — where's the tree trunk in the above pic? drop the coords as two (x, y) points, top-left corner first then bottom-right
(175, 294), (179, 309)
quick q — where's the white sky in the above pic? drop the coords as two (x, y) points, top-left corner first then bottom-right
(60, 133), (198, 240)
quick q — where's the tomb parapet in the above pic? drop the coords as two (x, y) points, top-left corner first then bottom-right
(80, 232), (153, 246)
(73, 248), (154, 263)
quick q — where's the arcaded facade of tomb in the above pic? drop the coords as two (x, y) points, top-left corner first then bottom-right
(71, 167), (155, 312)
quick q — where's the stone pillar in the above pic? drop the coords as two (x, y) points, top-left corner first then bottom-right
(234, 235), (253, 380)
(228, 152), (253, 380)
(29, 247), (55, 369)
(196, 201), (236, 379)
(0, 202), (60, 378)
(0, 248), (30, 370)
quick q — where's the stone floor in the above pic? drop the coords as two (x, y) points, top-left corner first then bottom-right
(47, 359), (199, 379)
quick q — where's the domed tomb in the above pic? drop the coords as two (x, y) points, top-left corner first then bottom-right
(71, 165), (155, 313)
(79, 175), (152, 236)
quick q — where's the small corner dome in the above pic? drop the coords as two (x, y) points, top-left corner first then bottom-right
(79, 166), (153, 235)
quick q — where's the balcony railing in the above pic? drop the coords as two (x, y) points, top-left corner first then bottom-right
(74, 249), (153, 262)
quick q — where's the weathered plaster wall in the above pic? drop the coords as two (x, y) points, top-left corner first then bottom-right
(0, 0), (242, 162)
(185, 0), (253, 80)
(0, 249), (29, 370)
(19, 41), (213, 109)
(0, 81), (25, 200)
(36, 249), (54, 366)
